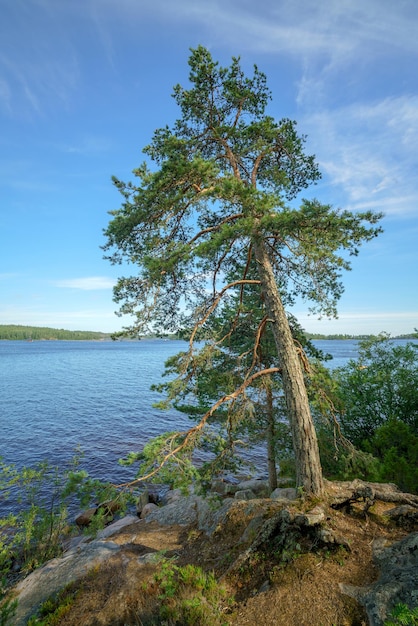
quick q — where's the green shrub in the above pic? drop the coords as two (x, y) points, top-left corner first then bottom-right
(384, 603), (418, 625)
(326, 335), (418, 492)
(26, 586), (79, 625)
(316, 424), (381, 482)
(154, 559), (231, 625)
(334, 336), (418, 447)
(0, 453), (130, 620)
(0, 595), (18, 626)
(367, 421), (418, 493)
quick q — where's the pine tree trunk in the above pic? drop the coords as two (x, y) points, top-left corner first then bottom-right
(265, 380), (278, 493)
(253, 240), (324, 495)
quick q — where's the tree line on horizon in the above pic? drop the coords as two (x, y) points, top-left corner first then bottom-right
(1, 325), (415, 343)
(0, 325), (109, 341)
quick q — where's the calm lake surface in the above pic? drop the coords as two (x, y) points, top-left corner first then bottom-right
(0, 338), (411, 490)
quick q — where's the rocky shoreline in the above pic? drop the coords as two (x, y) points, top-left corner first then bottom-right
(10, 478), (418, 625)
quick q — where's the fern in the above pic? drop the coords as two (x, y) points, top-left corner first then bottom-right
(385, 603), (418, 626)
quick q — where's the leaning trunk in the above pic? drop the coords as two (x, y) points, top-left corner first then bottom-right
(265, 379), (278, 492)
(253, 240), (324, 495)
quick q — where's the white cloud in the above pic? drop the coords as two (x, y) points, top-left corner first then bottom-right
(302, 97), (418, 216)
(296, 310), (418, 336)
(124, 0), (418, 67)
(0, 1), (80, 116)
(3, 0), (416, 118)
(61, 136), (112, 155)
(0, 305), (124, 332)
(53, 277), (116, 290)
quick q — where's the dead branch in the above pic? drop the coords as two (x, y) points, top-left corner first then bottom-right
(188, 279), (261, 349)
(187, 213), (244, 246)
(113, 365), (281, 489)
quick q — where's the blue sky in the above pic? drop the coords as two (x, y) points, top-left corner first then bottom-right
(1, 0), (417, 336)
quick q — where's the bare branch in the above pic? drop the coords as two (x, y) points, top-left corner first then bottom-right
(187, 213), (244, 246)
(113, 365), (281, 489)
(188, 279), (261, 348)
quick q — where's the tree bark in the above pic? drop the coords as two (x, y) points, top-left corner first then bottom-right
(253, 239), (324, 495)
(265, 379), (278, 493)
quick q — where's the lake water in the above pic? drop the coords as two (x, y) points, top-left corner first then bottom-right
(0, 338), (411, 496)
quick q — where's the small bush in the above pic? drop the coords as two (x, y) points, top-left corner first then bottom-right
(366, 421), (418, 493)
(0, 453), (131, 621)
(26, 585), (79, 625)
(384, 602), (418, 625)
(316, 424), (381, 482)
(154, 559), (231, 625)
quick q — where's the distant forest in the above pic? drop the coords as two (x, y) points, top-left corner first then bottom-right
(305, 332), (417, 340)
(0, 325), (109, 341)
(0, 325), (415, 342)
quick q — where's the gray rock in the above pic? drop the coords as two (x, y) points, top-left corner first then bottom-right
(62, 534), (89, 552)
(271, 487), (298, 501)
(97, 515), (139, 539)
(385, 505), (418, 527)
(75, 507), (97, 527)
(136, 489), (149, 515)
(143, 493), (236, 535)
(236, 479), (269, 497)
(13, 540), (121, 626)
(341, 532), (418, 626)
(258, 580), (270, 594)
(294, 506), (325, 527)
(140, 502), (159, 518)
(137, 552), (162, 565)
(145, 495), (198, 526)
(197, 498), (235, 535)
(235, 489), (256, 501)
(239, 515), (265, 544)
(317, 527), (351, 550)
(210, 478), (236, 496)
(164, 488), (187, 504)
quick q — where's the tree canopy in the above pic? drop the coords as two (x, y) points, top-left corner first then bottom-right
(104, 46), (383, 495)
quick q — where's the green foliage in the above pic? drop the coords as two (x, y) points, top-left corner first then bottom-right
(0, 325), (108, 341)
(367, 421), (418, 493)
(104, 45), (381, 338)
(27, 586), (79, 625)
(334, 335), (418, 446)
(384, 603), (418, 625)
(119, 427), (246, 494)
(153, 559), (230, 625)
(119, 431), (200, 489)
(330, 335), (418, 492)
(105, 46), (382, 494)
(0, 595), (17, 626)
(149, 281), (332, 491)
(316, 424), (381, 482)
(0, 453), (127, 616)
(0, 459), (70, 575)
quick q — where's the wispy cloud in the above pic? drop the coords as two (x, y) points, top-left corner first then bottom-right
(111, 0), (418, 60)
(84, 0), (417, 221)
(302, 97), (418, 216)
(0, 305), (123, 332)
(53, 277), (116, 290)
(0, 1), (80, 116)
(296, 310), (418, 335)
(61, 136), (112, 155)
(4, 0), (416, 118)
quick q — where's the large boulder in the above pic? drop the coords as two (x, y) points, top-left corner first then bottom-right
(235, 478), (270, 497)
(341, 532), (418, 626)
(13, 540), (121, 626)
(271, 487), (298, 501)
(143, 493), (236, 534)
